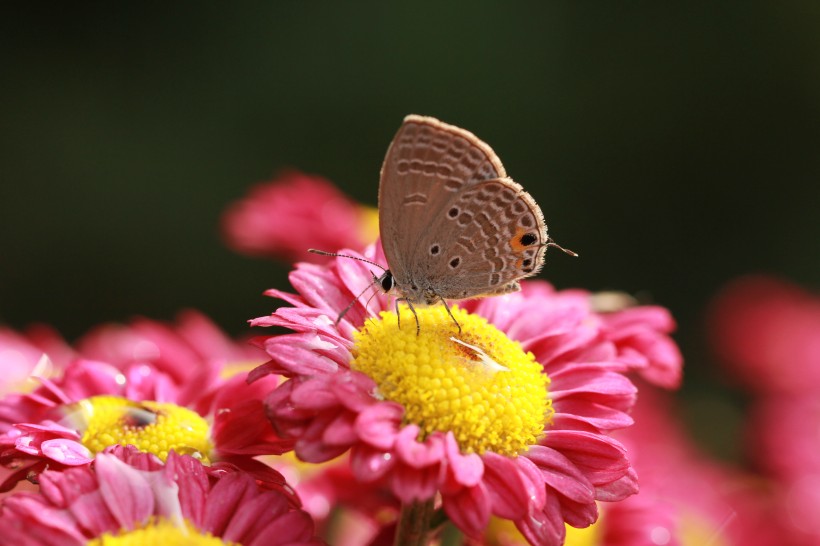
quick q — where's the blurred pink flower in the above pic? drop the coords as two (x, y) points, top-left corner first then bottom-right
(75, 309), (263, 386)
(709, 276), (820, 545)
(221, 171), (378, 263)
(0, 324), (74, 396)
(708, 275), (820, 393)
(249, 242), (684, 545)
(748, 393), (820, 546)
(0, 445), (321, 546)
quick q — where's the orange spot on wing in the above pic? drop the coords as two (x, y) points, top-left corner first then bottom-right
(509, 226), (530, 254)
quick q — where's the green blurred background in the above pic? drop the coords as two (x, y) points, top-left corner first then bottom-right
(2, 3), (819, 455)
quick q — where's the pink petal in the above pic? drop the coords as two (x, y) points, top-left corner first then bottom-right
(390, 462), (441, 503)
(222, 489), (289, 544)
(2, 494), (88, 545)
(294, 436), (348, 463)
(354, 403), (402, 450)
(442, 482), (491, 539)
(514, 454), (547, 511)
(522, 445), (595, 504)
(263, 336), (341, 376)
(550, 369), (637, 400)
(481, 452), (530, 519)
(393, 425), (444, 468)
(40, 439), (93, 465)
(290, 378), (343, 410)
(350, 444), (396, 482)
(558, 496), (599, 528)
(165, 452), (210, 526)
(543, 430), (631, 487)
(516, 493), (566, 546)
(551, 399), (634, 431)
(251, 510), (316, 546)
(96, 453), (155, 529)
(596, 466), (638, 502)
(203, 472), (257, 537)
(321, 411), (358, 446)
(15, 420), (80, 437)
(443, 432), (484, 489)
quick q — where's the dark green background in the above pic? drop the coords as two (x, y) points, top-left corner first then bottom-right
(2, 3), (819, 456)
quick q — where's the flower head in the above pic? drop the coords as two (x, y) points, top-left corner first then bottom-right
(0, 446), (322, 546)
(251, 243), (683, 544)
(221, 171), (378, 263)
(0, 312), (293, 494)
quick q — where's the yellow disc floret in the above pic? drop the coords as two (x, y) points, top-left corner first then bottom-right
(351, 305), (551, 456)
(62, 395), (212, 462)
(87, 517), (235, 546)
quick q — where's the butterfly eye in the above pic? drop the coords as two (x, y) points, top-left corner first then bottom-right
(381, 272), (395, 292)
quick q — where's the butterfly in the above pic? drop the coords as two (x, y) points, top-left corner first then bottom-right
(312, 114), (575, 333)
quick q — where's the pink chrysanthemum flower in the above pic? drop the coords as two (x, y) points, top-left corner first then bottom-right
(221, 171), (379, 263)
(0, 445), (321, 545)
(250, 244), (683, 544)
(0, 313), (293, 495)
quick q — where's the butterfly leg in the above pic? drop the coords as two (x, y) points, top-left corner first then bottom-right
(395, 298), (421, 335)
(438, 296), (462, 335)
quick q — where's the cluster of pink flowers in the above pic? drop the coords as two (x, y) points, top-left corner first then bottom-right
(0, 171), (804, 545)
(709, 275), (820, 546)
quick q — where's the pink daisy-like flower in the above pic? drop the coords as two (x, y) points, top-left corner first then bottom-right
(0, 313), (293, 495)
(250, 243), (683, 544)
(221, 171), (379, 263)
(0, 445), (321, 545)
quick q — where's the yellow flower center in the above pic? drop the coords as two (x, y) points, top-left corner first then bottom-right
(86, 518), (235, 546)
(62, 395), (212, 462)
(351, 305), (551, 456)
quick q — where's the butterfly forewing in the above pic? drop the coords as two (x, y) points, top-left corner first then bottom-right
(379, 114), (548, 303)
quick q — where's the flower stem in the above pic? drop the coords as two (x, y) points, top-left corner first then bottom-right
(394, 498), (436, 546)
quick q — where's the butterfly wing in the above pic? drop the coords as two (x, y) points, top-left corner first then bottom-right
(379, 115), (507, 291)
(380, 115), (550, 301)
(417, 177), (548, 300)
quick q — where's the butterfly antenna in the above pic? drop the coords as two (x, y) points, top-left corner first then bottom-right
(335, 277), (380, 325)
(308, 249), (388, 272)
(545, 237), (579, 257)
